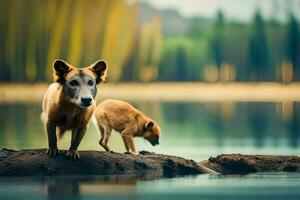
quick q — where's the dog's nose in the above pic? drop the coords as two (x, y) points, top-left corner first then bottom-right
(81, 97), (92, 107)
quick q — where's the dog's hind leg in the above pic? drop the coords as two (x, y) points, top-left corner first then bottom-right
(98, 125), (106, 149)
(100, 125), (112, 152)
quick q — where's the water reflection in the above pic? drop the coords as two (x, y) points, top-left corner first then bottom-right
(0, 101), (300, 160)
(46, 176), (141, 200)
(47, 180), (80, 200)
(160, 101), (300, 149)
(0, 103), (46, 148)
(247, 103), (269, 147)
(287, 103), (300, 148)
(1, 173), (300, 200)
(0, 175), (156, 200)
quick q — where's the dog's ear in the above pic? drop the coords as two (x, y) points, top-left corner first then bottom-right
(90, 60), (107, 84)
(52, 59), (71, 83)
(145, 121), (154, 130)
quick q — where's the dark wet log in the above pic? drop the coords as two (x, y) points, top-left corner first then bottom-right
(1, 150), (299, 176)
(0, 149), (204, 177)
(202, 154), (300, 175)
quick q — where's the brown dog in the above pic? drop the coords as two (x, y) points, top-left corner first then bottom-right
(93, 99), (161, 155)
(41, 59), (107, 159)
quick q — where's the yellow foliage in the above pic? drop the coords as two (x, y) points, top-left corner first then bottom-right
(46, 1), (70, 79)
(202, 64), (219, 82)
(101, 0), (139, 81)
(81, 0), (109, 64)
(220, 63), (236, 82)
(67, 0), (84, 65)
(3, 0), (162, 82)
(138, 13), (162, 82)
(5, 1), (17, 70)
(280, 61), (293, 83)
(25, 27), (37, 81)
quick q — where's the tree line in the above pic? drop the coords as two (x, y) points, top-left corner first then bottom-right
(0, 1), (300, 82)
(158, 10), (300, 82)
(0, 0), (162, 83)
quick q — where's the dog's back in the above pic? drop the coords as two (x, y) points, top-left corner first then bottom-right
(95, 99), (143, 132)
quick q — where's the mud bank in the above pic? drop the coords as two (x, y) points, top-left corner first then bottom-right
(1, 149), (299, 176)
(201, 154), (300, 174)
(0, 149), (203, 176)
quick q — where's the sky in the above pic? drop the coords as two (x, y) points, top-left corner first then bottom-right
(142, 0), (300, 21)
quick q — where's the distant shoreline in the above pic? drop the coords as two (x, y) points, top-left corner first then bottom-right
(1, 82), (300, 103)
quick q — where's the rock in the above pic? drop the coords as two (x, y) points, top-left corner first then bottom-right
(203, 154), (300, 174)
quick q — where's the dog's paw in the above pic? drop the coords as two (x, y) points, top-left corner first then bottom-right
(124, 151), (138, 155)
(46, 148), (59, 157)
(66, 149), (80, 160)
(139, 150), (152, 155)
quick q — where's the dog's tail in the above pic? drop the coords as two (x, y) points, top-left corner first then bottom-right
(91, 115), (101, 137)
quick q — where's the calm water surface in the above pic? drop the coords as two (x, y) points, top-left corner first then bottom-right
(0, 173), (300, 200)
(0, 101), (300, 199)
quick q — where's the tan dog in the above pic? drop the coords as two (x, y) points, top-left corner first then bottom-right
(93, 99), (161, 155)
(41, 59), (107, 159)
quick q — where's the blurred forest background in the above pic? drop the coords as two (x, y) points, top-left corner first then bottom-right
(1, 0), (300, 83)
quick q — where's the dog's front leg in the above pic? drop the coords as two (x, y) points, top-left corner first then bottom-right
(45, 121), (59, 156)
(67, 127), (87, 160)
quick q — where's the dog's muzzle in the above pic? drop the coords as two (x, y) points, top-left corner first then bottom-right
(150, 138), (159, 146)
(81, 97), (92, 107)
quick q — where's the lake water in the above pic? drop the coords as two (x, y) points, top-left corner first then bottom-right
(0, 101), (300, 199)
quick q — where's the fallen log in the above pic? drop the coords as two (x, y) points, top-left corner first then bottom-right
(1, 149), (299, 176)
(0, 148), (204, 177)
(201, 154), (300, 174)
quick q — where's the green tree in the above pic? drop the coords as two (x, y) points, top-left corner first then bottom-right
(174, 46), (188, 81)
(248, 11), (269, 81)
(286, 14), (300, 81)
(210, 11), (225, 71)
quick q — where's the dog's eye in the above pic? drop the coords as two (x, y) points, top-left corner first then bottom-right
(88, 80), (94, 86)
(70, 80), (79, 87)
